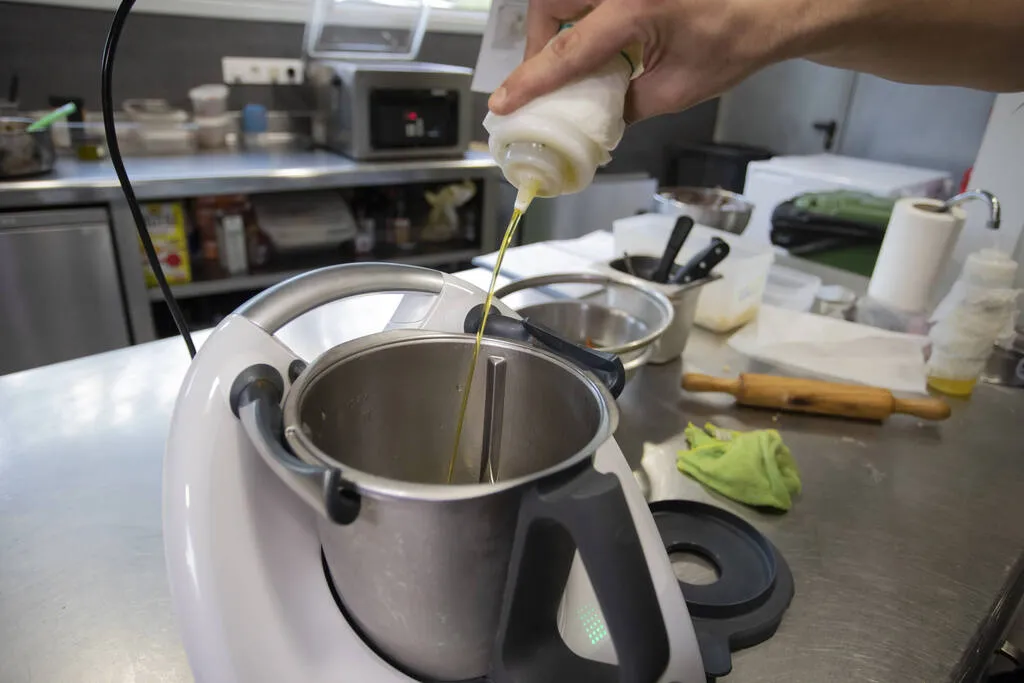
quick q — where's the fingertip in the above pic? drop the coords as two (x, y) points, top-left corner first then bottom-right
(488, 86), (511, 114)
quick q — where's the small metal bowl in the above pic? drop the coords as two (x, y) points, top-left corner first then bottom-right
(494, 272), (674, 382)
(653, 186), (754, 235)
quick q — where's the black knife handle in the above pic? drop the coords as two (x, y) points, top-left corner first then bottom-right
(671, 238), (730, 285)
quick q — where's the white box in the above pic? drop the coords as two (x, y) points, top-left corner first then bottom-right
(743, 154), (953, 247)
(613, 214), (775, 333)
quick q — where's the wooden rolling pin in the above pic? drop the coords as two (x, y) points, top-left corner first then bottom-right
(681, 372), (952, 421)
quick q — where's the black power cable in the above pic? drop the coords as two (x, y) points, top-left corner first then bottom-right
(101, 0), (197, 357)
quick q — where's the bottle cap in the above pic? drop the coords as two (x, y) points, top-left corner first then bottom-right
(499, 142), (571, 202)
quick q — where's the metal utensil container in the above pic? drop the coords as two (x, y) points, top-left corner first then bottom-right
(0, 118), (55, 178)
(493, 272), (674, 382)
(654, 186), (754, 235)
(606, 255), (720, 364)
(282, 330), (617, 681)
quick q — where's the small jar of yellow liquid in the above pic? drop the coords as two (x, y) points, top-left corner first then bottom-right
(927, 248), (1019, 397)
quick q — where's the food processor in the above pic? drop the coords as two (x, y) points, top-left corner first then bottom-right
(163, 262), (706, 682)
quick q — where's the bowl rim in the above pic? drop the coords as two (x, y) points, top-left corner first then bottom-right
(493, 272), (675, 355)
(655, 186), (754, 212)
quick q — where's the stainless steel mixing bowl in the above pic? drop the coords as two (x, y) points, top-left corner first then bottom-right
(494, 272), (674, 382)
(281, 329), (618, 681)
(653, 186), (754, 235)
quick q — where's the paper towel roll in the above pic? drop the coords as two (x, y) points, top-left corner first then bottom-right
(868, 198), (965, 312)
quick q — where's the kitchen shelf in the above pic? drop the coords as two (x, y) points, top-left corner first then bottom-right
(147, 248), (483, 301)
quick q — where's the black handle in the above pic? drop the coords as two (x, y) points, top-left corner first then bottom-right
(230, 364), (360, 525)
(522, 319), (626, 398)
(812, 120), (837, 151)
(670, 237), (730, 285)
(490, 466), (670, 683)
(465, 305), (626, 398)
(652, 215), (694, 283)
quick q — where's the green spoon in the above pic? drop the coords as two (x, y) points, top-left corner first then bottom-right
(26, 102), (78, 133)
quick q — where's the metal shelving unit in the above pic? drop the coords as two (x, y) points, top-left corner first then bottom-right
(0, 150), (502, 345)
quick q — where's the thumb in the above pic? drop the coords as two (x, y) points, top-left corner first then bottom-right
(489, 4), (636, 115)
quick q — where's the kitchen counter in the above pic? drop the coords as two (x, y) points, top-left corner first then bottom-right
(2, 269), (1024, 683)
(0, 149), (499, 209)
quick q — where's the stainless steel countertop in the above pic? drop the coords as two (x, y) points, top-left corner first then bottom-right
(0, 150), (499, 208)
(2, 272), (1024, 682)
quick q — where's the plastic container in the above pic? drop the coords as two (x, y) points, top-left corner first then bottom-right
(136, 126), (197, 155)
(189, 84), (229, 117)
(124, 99), (188, 127)
(762, 265), (821, 312)
(484, 28), (641, 209)
(613, 213), (775, 333)
(194, 115), (231, 149)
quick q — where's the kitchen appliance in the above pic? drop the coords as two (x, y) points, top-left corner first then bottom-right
(309, 61), (472, 160)
(163, 262), (705, 683)
(0, 208), (130, 375)
(743, 154), (953, 246)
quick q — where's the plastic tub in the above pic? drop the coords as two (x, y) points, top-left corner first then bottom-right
(194, 115), (232, 149)
(762, 265), (821, 312)
(613, 213), (775, 333)
(136, 126), (197, 155)
(189, 84), (229, 117)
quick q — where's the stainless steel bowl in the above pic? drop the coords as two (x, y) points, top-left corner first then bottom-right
(653, 186), (754, 235)
(494, 272), (674, 382)
(606, 255), (720, 364)
(282, 329), (617, 681)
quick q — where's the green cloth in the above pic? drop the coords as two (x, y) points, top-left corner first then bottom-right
(677, 423), (801, 512)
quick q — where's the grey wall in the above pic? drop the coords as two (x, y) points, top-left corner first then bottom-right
(715, 60), (856, 155)
(715, 58), (996, 180)
(0, 1), (717, 180)
(840, 74), (994, 179)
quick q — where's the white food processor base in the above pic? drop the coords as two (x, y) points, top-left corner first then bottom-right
(163, 279), (704, 683)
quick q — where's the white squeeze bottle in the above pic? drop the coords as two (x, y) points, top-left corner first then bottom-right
(483, 23), (644, 210)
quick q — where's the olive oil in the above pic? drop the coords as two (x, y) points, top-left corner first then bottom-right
(446, 192), (534, 483)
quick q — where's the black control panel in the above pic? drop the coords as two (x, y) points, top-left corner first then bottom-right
(369, 88), (460, 150)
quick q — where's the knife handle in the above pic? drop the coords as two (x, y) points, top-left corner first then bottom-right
(672, 238), (730, 284)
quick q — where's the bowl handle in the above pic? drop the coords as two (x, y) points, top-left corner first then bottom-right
(491, 465), (670, 683)
(230, 363), (360, 525)
(235, 262), (445, 335)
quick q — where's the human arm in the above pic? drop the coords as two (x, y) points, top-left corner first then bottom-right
(487, 0), (1024, 123)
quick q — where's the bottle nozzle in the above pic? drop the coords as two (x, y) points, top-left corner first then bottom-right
(514, 181), (538, 213)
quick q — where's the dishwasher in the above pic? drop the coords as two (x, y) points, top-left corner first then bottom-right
(0, 207), (130, 375)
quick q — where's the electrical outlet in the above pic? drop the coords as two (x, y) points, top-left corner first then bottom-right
(222, 57), (305, 85)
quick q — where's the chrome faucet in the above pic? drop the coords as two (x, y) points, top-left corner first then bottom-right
(942, 189), (1001, 230)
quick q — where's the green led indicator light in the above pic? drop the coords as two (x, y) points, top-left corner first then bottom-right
(577, 604), (608, 645)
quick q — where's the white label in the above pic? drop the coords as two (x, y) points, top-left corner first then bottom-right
(471, 0), (529, 94)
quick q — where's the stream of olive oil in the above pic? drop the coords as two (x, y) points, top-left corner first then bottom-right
(446, 206), (527, 483)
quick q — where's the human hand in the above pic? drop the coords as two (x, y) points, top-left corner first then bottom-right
(487, 0), (805, 122)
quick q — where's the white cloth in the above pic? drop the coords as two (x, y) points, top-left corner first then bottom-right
(728, 305), (930, 394)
